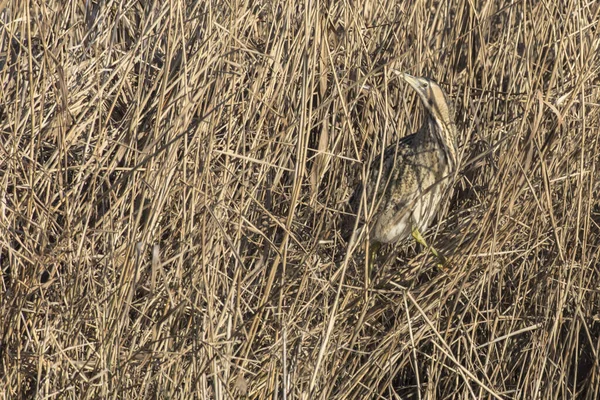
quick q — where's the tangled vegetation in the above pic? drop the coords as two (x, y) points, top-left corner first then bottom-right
(1, 0), (599, 398)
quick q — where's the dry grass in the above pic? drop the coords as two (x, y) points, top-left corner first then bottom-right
(1, 0), (600, 398)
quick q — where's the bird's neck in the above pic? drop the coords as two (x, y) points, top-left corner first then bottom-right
(424, 117), (458, 173)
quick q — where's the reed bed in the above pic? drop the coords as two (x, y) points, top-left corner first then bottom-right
(1, 0), (599, 398)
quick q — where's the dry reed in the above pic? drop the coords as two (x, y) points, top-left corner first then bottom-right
(1, 0), (599, 398)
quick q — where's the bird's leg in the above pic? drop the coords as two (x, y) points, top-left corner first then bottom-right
(366, 241), (381, 285)
(411, 227), (448, 269)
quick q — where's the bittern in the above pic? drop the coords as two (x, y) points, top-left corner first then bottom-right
(346, 71), (458, 264)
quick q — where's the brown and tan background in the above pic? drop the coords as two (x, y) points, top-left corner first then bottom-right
(1, 0), (599, 398)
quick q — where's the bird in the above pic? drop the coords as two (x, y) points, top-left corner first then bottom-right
(345, 71), (459, 263)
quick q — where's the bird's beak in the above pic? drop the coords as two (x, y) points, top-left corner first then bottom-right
(394, 71), (425, 93)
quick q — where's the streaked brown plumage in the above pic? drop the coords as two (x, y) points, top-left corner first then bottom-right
(347, 72), (458, 246)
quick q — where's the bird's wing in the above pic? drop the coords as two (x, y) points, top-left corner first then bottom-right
(348, 134), (417, 219)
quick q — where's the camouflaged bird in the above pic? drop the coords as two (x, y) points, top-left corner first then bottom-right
(346, 72), (459, 247)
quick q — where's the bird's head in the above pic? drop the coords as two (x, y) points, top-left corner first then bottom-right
(394, 71), (456, 132)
